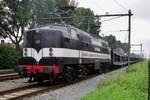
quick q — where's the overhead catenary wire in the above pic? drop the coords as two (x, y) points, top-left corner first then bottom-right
(101, 30), (127, 33)
(21, 12), (130, 39)
(91, 0), (108, 13)
(32, 14), (128, 34)
(112, 0), (128, 11)
(104, 29), (128, 43)
(20, 15), (125, 24)
(101, 16), (124, 22)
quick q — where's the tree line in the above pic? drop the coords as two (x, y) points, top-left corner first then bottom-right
(0, 0), (99, 50)
(0, 0), (127, 51)
(102, 35), (128, 52)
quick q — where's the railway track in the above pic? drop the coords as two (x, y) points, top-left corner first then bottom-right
(0, 73), (21, 81)
(0, 74), (97, 100)
(0, 64), (129, 100)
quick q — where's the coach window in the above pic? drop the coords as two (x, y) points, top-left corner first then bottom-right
(71, 28), (77, 39)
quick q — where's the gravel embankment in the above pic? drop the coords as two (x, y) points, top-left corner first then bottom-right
(0, 78), (29, 92)
(23, 67), (127, 100)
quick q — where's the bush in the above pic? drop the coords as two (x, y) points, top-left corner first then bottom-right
(0, 44), (21, 69)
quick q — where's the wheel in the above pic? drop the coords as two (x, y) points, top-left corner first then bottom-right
(104, 63), (110, 73)
(64, 66), (74, 82)
(38, 77), (44, 84)
(96, 68), (103, 75)
(98, 63), (104, 74)
(79, 67), (87, 77)
(28, 73), (33, 83)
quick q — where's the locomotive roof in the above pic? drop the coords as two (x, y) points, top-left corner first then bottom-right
(69, 25), (108, 44)
(28, 23), (108, 45)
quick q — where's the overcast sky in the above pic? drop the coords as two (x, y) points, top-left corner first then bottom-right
(76, 0), (150, 58)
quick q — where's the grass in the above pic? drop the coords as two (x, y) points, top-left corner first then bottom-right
(82, 61), (148, 100)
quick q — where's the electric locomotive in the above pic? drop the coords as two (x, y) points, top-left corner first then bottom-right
(18, 24), (111, 82)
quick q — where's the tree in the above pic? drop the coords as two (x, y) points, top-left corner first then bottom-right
(29, 0), (78, 27)
(55, 0), (77, 7)
(30, 0), (55, 27)
(0, 0), (32, 50)
(103, 35), (117, 48)
(0, 0), (56, 50)
(54, 0), (77, 24)
(71, 7), (99, 34)
(102, 34), (128, 52)
(0, 0), (97, 50)
(0, 44), (21, 69)
(28, 0), (78, 26)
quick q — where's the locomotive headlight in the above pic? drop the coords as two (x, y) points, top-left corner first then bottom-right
(24, 48), (27, 56)
(24, 52), (27, 56)
(49, 48), (53, 52)
(49, 48), (53, 56)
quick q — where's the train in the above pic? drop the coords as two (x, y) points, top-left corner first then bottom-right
(17, 23), (142, 83)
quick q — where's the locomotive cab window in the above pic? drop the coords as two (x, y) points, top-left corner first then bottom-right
(33, 33), (41, 45)
(23, 30), (43, 51)
(24, 30), (62, 49)
(43, 30), (61, 48)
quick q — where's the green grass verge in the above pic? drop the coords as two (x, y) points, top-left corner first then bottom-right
(82, 61), (148, 100)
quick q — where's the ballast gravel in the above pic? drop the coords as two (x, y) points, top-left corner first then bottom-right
(23, 67), (126, 100)
(0, 78), (29, 92)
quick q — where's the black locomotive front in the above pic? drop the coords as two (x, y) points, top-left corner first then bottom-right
(18, 28), (63, 82)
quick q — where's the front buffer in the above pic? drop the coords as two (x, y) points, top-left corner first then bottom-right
(17, 64), (60, 83)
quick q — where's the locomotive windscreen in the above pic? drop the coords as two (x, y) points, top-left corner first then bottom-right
(23, 29), (61, 52)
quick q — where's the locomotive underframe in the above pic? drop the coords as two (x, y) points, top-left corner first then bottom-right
(18, 56), (111, 82)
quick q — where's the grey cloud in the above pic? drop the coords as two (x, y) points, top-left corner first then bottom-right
(131, 0), (150, 21)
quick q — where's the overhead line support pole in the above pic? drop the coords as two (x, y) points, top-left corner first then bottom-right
(140, 43), (143, 55)
(128, 10), (132, 68)
(95, 14), (130, 17)
(96, 10), (133, 68)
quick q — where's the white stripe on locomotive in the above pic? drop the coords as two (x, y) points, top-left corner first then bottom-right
(23, 48), (111, 62)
